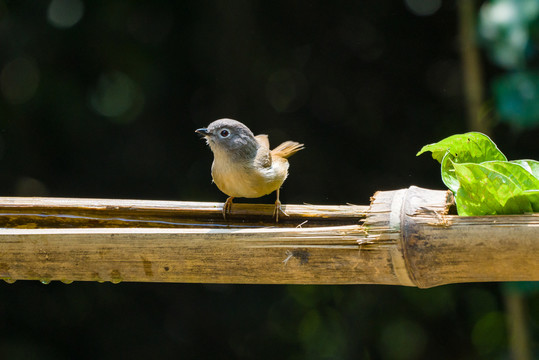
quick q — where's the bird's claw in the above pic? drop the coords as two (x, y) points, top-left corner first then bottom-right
(273, 199), (289, 223)
(223, 197), (234, 220)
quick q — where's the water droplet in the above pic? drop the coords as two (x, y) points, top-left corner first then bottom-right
(110, 270), (122, 284)
(60, 279), (73, 284)
(3, 278), (16, 284)
(40, 278), (51, 285)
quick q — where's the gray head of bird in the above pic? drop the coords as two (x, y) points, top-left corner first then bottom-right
(196, 118), (259, 159)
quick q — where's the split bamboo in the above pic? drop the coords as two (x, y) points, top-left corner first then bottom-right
(0, 186), (536, 287)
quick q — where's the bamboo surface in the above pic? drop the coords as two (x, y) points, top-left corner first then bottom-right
(0, 197), (367, 228)
(0, 197), (374, 284)
(375, 187), (539, 287)
(0, 188), (537, 287)
(403, 212), (539, 287)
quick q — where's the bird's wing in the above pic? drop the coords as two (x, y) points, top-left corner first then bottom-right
(255, 134), (270, 149)
(254, 135), (272, 168)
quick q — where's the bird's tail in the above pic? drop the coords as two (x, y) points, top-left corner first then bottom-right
(271, 141), (305, 159)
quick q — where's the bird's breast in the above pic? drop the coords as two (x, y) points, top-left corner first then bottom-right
(211, 155), (289, 198)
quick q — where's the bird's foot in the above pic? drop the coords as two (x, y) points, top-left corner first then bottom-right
(272, 199), (289, 223)
(223, 197), (234, 220)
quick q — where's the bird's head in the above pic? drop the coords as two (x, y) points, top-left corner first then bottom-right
(196, 118), (258, 160)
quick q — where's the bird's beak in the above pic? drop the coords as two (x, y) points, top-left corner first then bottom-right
(195, 128), (210, 136)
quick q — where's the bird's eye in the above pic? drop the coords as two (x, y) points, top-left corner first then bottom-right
(220, 129), (230, 138)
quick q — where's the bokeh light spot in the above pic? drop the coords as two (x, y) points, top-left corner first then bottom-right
(0, 57), (40, 105)
(378, 319), (427, 360)
(298, 309), (321, 341)
(471, 311), (507, 355)
(47, 0), (84, 29)
(339, 18), (385, 62)
(404, 0), (441, 16)
(493, 71), (539, 127)
(310, 87), (347, 122)
(487, 1), (518, 25)
(479, 0), (539, 69)
(89, 71), (144, 122)
(266, 69), (309, 113)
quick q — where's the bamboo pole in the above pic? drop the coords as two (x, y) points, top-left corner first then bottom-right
(0, 197), (366, 228)
(0, 187), (537, 286)
(368, 187), (539, 288)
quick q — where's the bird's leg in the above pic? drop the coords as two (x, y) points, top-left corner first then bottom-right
(223, 196), (234, 220)
(272, 188), (289, 223)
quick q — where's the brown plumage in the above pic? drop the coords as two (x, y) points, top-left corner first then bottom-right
(271, 141), (305, 159)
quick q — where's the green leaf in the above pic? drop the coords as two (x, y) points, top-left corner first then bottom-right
(454, 185), (491, 216)
(416, 132), (507, 164)
(418, 132), (507, 193)
(441, 154), (460, 193)
(523, 190), (539, 212)
(481, 161), (539, 191)
(510, 159), (539, 179)
(418, 132), (539, 216)
(509, 161), (539, 211)
(453, 162), (533, 216)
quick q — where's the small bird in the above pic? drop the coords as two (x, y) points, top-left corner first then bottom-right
(196, 118), (304, 222)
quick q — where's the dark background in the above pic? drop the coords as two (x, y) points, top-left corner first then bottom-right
(0, 1), (538, 359)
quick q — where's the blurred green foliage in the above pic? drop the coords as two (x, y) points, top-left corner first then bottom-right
(479, 0), (539, 127)
(492, 71), (539, 126)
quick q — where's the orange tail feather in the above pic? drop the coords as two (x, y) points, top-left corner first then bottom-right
(271, 141), (304, 159)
